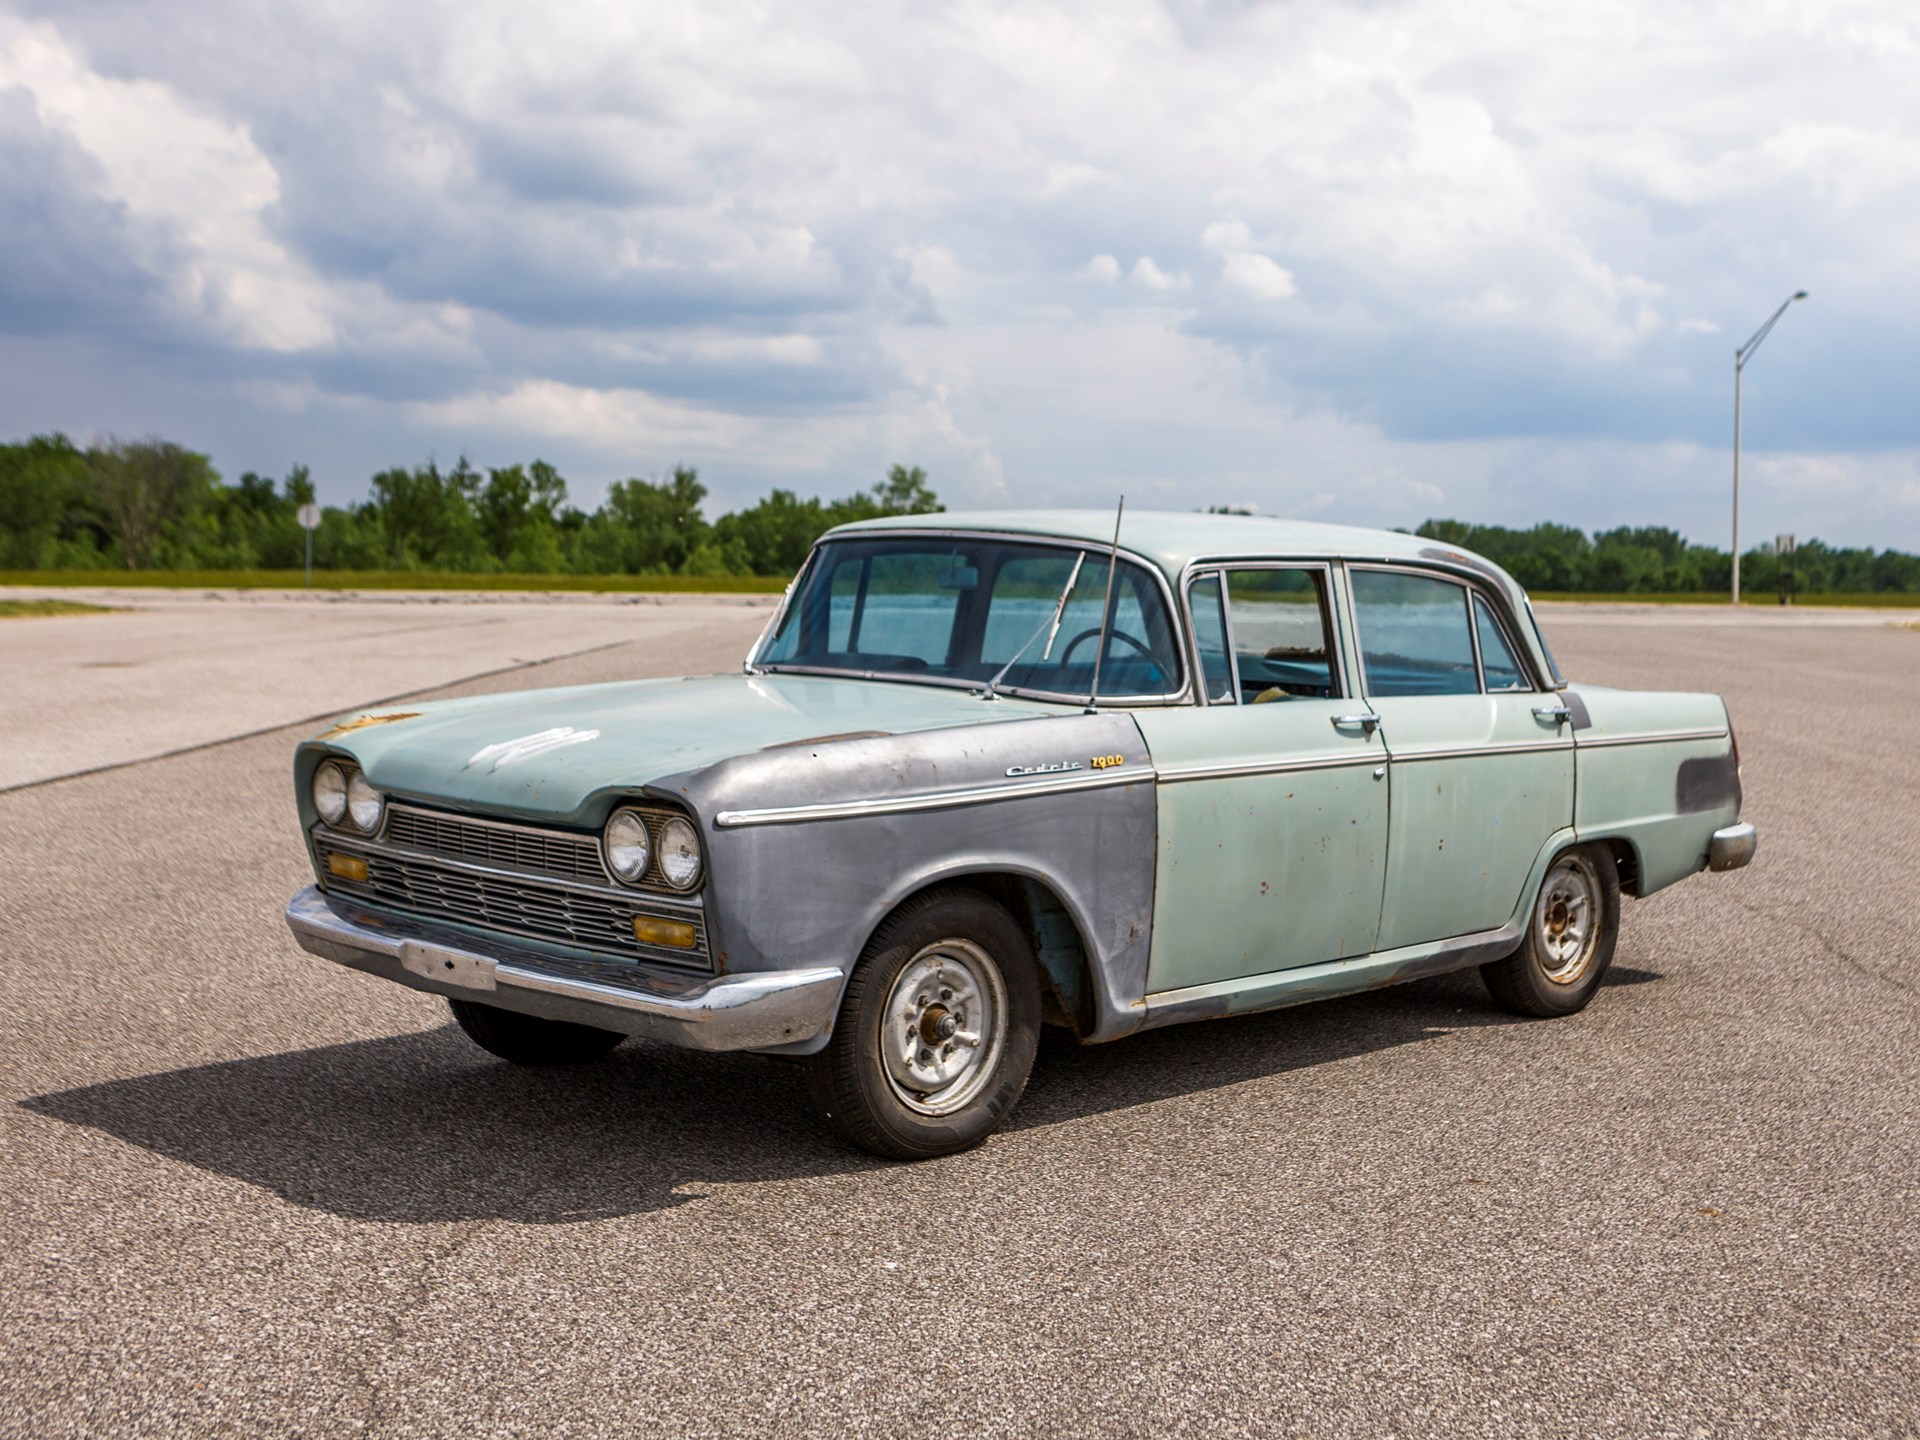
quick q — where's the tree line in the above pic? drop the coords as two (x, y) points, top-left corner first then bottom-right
(1413, 518), (1920, 596)
(2, 433), (1914, 591)
(0, 435), (941, 577)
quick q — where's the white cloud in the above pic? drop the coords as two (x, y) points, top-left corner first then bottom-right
(1220, 252), (1297, 302)
(414, 379), (855, 469)
(0, 19), (334, 351)
(1129, 256), (1189, 291)
(1083, 253), (1122, 283)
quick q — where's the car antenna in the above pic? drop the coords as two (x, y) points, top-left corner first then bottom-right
(1085, 495), (1125, 714)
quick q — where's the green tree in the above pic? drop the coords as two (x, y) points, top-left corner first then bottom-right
(872, 464), (942, 516)
(711, 488), (828, 575)
(84, 438), (220, 569)
(0, 434), (89, 568)
(366, 458), (488, 569)
(581, 466), (710, 573)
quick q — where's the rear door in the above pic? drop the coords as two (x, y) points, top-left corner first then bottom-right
(1136, 564), (1388, 992)
(1346, 567), (1574, 952)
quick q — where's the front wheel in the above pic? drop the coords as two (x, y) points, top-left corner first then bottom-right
(804, 888), (1041, 1160)
(1480, 845), (1621, 1018)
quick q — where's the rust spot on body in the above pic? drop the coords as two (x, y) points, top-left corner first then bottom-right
(317, 710), (421, 739)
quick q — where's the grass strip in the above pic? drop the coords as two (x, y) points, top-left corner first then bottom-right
(1531, 591), (1920, 608)
(0, 598), (122, 618)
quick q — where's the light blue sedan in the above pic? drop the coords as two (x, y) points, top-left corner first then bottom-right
(287, 512), (1753, 1158)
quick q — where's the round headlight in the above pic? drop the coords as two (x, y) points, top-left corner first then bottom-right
(313, 761), (350, 827)
(345, 769), (386, 834)
(657, 816), (703, 890)
(604, 809), (652, 885)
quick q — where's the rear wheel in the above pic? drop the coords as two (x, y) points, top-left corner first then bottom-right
(804, 888), (1041, 1160)
(447, 998), (625, 1066)
(1480, 845), (1621, 1017)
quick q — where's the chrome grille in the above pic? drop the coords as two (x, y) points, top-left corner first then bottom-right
(316, 839), (711, 972)
(384, 806), (608, 883)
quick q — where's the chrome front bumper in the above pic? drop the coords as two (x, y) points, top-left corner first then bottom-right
(286, 887), (843, 1052)
(1708, 822), (1757, 872)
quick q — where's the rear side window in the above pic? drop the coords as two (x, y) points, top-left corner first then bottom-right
(1351, 570), (1478, 697)
(1189, 567), (1339, 705)
(1225, 569), (1338, 701)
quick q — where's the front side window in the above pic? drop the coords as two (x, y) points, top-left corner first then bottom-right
(758, 536), (1183, 699)
(1473, 595), (1528, 691)
(1350, 570), (1479, 697)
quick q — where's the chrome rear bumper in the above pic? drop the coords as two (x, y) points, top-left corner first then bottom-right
(286, 887), (843, 1052)
(1708, 822), (1757, 872)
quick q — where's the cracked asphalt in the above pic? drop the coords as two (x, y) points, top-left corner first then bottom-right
(2, 598), (1915, 1438)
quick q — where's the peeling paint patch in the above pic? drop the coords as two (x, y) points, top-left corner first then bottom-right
(465, 727), (601, 772)
(317, 711), (421, 740)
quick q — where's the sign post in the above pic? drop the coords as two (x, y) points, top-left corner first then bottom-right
(296, 503), (321, 589)
(1774, 533), (1796, 607)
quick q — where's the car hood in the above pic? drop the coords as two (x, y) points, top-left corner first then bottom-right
(310, 672), (1063, 825)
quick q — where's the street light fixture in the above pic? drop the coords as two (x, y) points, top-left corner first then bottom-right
(1731, 290), (1808, 604)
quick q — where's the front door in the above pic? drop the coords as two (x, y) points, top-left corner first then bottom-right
(1346, 568), (1575, 952)
(1137, 566), (1389, 993)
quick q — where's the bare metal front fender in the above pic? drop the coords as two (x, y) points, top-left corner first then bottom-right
(286, 887), (843, 1053)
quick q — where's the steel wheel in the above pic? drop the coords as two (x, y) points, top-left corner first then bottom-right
(881, 939), (1008, 1116)
(1533, 852), (1602, 986)
(1481, 842), (1622, 1018)
(804, 887), (1042, 1160)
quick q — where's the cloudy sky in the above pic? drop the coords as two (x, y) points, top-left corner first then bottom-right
(1, 0), (1914, 546)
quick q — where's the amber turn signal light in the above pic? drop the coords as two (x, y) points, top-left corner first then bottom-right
(632, 916), (698, 949)
(328, 853), (368, 882)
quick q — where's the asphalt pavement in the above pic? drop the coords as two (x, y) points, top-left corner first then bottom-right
(2, 596), (1915, 1438)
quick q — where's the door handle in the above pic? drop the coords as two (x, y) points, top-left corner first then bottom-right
(1331, 713), (1381, 734)
(1533, 705), (1573, 724)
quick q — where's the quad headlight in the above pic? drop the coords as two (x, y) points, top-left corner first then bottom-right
(346, 770), (386, 833)
(312, 760), (350, 827)
(657, 815), (703, 891)
(603, 808), (652, 884)
(603, 808), (703, 890)
(312, 759), (385, 834)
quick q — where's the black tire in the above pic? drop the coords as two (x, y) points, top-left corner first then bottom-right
(804, 888), (1042, 1160)
(1480, 844), (1621, 1017)
(447, 998), (625, 1066)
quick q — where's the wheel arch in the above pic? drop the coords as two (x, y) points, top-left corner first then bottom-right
(1579, 833), (1646, 898)
(866, 867), (1101, 1039)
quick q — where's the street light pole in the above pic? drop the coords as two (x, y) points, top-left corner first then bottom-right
(1731, 290), (1807, 604)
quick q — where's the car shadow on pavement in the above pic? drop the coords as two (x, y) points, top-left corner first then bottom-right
(19, 966), (1656, 1224)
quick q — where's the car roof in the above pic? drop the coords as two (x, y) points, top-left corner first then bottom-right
(827, 509), (1516, 591)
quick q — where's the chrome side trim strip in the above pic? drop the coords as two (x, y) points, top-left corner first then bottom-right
(1388, 739), (1576, 763)
(1155, 752), (1380, 784)
(713, 768), (1148, 828)
(1137, 922), (1522, 1032)
(1578, 727), (1730, 749)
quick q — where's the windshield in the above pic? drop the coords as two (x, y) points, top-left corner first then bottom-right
(756, 535), (1184, 700)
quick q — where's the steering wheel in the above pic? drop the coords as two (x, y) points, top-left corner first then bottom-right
(1058, 628), (1155, 666)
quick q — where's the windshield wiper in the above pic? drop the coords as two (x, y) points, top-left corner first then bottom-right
(978, 551), (1085, 702)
